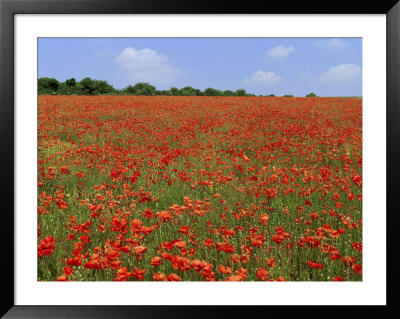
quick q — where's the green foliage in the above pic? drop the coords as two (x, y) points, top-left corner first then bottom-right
(306, 92), (317, 97)
(170, 87), (180, 96)
(204, 88), (223, 96)
(38, 77), (266, 96)
(223, 90), (236, 96)
(127, 82), (156, 96)
(38, 77), (59, 94)
(66, 78), (76, 87)
(179, 86), (197, 96)
(125, 85), (136, 95)
(79, 77), (97, 95)
(283, 94), (294, 97)
(93, 80), (114, 95)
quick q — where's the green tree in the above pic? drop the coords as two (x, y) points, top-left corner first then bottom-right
(79, 77), (96, 95)
(38, 77), (59, 94)
(56, 82), (70, 95)
(179, 86), (197, 96)
(170, 87), (180, 96)
(66, 78), (76, 87)
(235, 89), (246, 96)
(135, 82), (155, 95)
(123, 83), (155, 95)
(93, 80), (114, 95)
(125, 85), (136, 95)
(283, 94), (294, 97)
(223, 90), (236, 96)
(306, 92), (317, 97)
(204, 88), (223, 96)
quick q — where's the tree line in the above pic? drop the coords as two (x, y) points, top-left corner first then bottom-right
(38, 77), (317, 97)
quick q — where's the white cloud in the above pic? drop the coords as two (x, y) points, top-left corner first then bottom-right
(243, 71), (282, 86)
(267, 45), (294, 58)
(115, 47), (179, 84)
(318, 64), (361, 83)
(316, 38), (349, 49)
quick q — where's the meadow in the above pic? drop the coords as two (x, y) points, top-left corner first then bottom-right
(38, 95), (362, 281)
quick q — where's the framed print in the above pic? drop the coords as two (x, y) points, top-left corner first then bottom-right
(1, 0), (399, 318)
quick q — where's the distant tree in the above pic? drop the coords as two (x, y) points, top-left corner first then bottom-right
(38, 77), (59, 94)
(79, 77), (96, 95)
(283, 94), (294, 97)
(38, 76), (266, 96)
(170, 87), (180, 96)
(179, 86), (197, 96)
(93, 80), (114, 95)
(66, 78), (76, 87)
(204, 88), (223, 96)
(125, 85), (136, 95)
(266, 94), (275, 97)
(129, 82), (156, 95)
(56, 82), (69, 95)
(306, 92), (317, 97)
(223, 90), (236, 96)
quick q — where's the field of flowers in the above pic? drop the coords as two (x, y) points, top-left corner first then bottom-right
(38, 95), (362, 281)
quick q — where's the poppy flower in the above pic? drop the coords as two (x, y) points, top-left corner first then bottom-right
(307, 261), (323, 269)
(80, 235), (90, 244)
(134, 246), (147, 259)
(56, 275), (68, 281)
(256, 267), (270, 280)
(266, 258), (276, 268)
(131, 267), (146, 280)
(63, 266), (74, 276)
(38, 236), (55, 257)
(150, 256), (162, 266)
(156, 211), (171, 221)
(204, 238), (214, 247)
(332, 276), (344, 281)
(226, 275), (243, 281)
(218, 265), (232, 275)
(153, 273), (165, 281)
(259, 213), (270, 226)
(165, 274), (180, 281)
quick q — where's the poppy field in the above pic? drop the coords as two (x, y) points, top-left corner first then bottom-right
(38, 95), (362, 281)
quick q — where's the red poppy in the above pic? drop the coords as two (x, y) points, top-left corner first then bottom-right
(266, 258), (276, 268)
(134, 246), (147, 259)
(131, 267), (146, 280)
(38, 236), (55, 257)
(218, 265), (232, 275)
(150, 256), (162, 266)
(332, 276), (344, 281)
(256, 267), (270, 280)
(259, 213), (270, 226)
(56, 275), (68, 281)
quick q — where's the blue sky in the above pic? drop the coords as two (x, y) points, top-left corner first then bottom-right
(38, 38), (362, 96)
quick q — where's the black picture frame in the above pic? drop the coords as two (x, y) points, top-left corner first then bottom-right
(1, 0), (399, 318)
